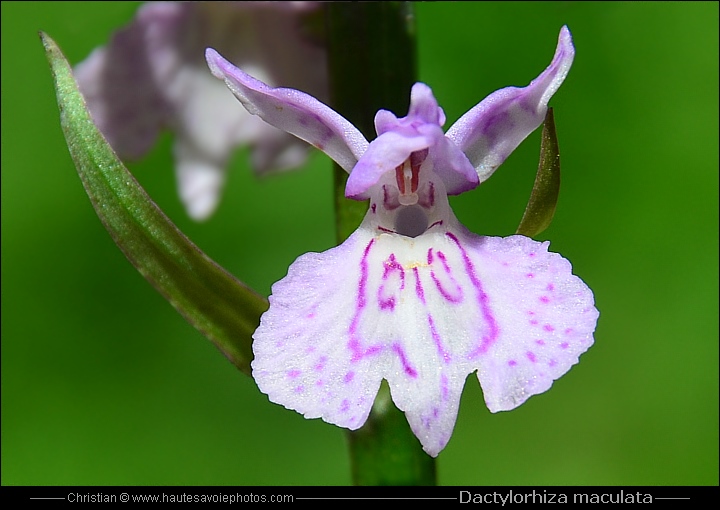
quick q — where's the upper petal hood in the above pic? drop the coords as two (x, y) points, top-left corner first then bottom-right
(346, 83), (478, 200)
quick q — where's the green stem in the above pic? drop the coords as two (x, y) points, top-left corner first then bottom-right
(325, 2), (437, 486)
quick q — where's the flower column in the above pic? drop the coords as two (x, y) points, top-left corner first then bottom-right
(325, 2), (437, 486)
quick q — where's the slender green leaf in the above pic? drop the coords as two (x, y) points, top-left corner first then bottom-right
(41, 32), (267, 376)
(516, 107), (561, 237)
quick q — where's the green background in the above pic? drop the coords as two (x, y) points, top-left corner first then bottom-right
(2, 1), (717, 485)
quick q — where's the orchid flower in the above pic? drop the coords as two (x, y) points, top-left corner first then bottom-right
(207, 26), (598, 457)
(75, 1), (327, 220)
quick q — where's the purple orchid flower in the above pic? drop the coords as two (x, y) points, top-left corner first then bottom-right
(75, 1), (326, 220)
(207, 26), (598, 457)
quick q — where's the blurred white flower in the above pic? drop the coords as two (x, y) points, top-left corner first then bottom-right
(75, 2), (327, 220)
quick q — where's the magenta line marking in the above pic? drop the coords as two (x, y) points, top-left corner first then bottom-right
(378, 254), (405, 311)
(428, 314), (451, 363)
(428, 248), (463, 303)
(446, 232), (500, 357)
(348, 239), (384, 362)
(418, 181), (436, 209)
(413, 267), (426, 305)
(441, 373), (449, 401)
(392, 343), (417, 378)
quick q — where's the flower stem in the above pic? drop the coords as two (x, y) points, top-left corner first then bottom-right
(325, 1), (437, 486)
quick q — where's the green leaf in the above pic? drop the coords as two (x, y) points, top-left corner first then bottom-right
(41, 32), (267, 376)
(516, 108), (561, 237)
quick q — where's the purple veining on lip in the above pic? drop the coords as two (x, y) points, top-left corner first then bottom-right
(428, 220), (444, 230)
(348, 239), (384, 362)
(392, 343), (418, 378)
(412, 267), (426, 305)
(428, 249), (463, 303)
(440, 373), (449, 401)
(428, 314), (451, 363)
(378, 254), (405, 311)
(371, 203), (377, 214)
(446, 232), (500, 357)
(377, 226), (394, 234)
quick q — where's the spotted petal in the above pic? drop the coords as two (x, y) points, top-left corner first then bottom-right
(252, 213), (597, 456)
(446, 26), (575, 183)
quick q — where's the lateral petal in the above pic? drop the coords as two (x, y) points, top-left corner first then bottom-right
(445, 26), (574, 183)
(206, 48), (369, 174)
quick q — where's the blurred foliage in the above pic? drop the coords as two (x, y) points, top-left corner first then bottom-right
(2, 1), (718, 485)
